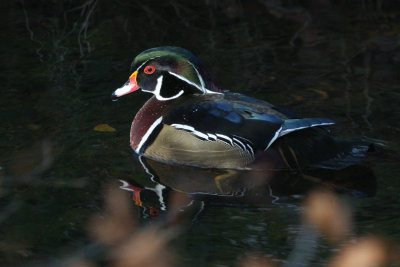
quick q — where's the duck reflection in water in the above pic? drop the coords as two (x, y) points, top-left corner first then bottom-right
(118, 154), (376, 220)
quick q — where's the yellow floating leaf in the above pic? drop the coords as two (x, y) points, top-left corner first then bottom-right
(94, 124), (116, 132)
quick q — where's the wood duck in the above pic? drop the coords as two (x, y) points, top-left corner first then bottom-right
(112, 47), (371, 170)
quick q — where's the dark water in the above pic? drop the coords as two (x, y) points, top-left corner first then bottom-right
(1, 1), (400, 266)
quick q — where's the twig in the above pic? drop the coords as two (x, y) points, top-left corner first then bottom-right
(362, 51), (373, 131)
(78, 0), (98, 57)
(21, 0), (44, 62)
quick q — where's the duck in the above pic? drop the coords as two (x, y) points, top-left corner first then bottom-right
(112, 46), (371, 170)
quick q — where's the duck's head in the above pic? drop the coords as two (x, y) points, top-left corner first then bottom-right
(112, 46), (219, 101)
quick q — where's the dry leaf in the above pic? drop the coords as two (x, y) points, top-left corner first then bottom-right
(328, 238), (389, 267)
(239, 252), (277, 267)
(303, 189), (352, 242)
(88, 186), (136, 245)
(112, 227), (175, 267)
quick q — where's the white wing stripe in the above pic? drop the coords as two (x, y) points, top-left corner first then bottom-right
(171, 124), (209, 140)
(207, 133), (217, 140)
(246, 144), (254, 155)
(171, 124), (256, 155)
(280, 122), (334, 136)
(233, 137), (246, 151)
(266, 126), (283, 149)
(171, 124), (195, 131)
(216, 134), (234, 146)
(193, 131), (209, 140)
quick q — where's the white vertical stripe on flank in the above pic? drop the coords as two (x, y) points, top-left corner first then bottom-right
(136, 116), (163, 153)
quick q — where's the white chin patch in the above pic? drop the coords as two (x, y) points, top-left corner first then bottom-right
(153, 75), (184, 101)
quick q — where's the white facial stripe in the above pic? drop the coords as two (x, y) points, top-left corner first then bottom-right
(154, 75), (163, 93)
(136, 59), (150, 72)
(135, 57), (221, 99)
(152, 75), (184, 101)
(168, 71), (221, 95)
(136, 116), (163, 152)
(185, 62), (220, 94)
(168, 71), (203, 92)
(188, 61), (205, 89)
(265, 126), (283, 149)
(133, 56), (162, 72)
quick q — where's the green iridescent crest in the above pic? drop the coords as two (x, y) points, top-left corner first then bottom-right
(131, 46), (206, 90)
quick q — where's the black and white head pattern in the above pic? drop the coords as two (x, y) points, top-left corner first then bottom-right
(135, 57), (220, 101)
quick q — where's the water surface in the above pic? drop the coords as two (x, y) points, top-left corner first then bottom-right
(1, 1), (400, 266)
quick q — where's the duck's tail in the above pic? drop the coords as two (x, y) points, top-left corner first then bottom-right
(271, 128), (373, 171)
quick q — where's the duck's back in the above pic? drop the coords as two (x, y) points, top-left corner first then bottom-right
(131, 93), (370, 170)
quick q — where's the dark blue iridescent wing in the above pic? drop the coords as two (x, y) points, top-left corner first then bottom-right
(163, 97), (284, 150)
(163, 93), (335, 152)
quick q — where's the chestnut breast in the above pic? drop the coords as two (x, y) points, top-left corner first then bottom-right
(130, 96), (172, 151)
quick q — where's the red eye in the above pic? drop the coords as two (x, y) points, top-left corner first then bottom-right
(144, 65), (156, 74)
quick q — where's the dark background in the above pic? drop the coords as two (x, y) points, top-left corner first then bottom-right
(1, 0), (399, 266)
